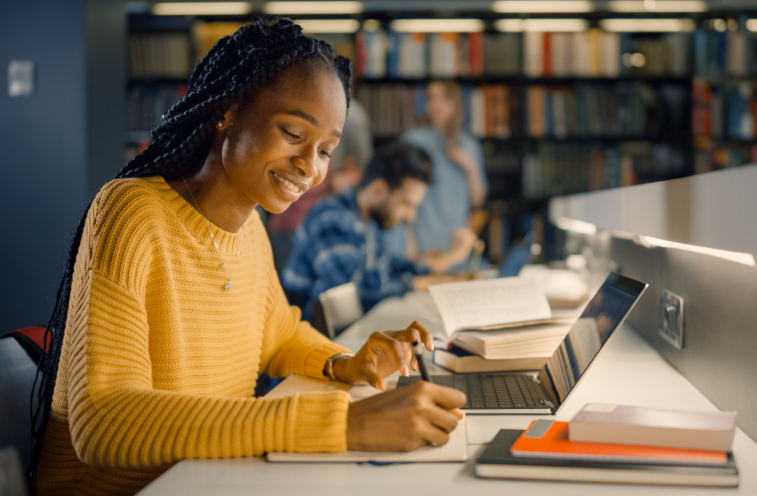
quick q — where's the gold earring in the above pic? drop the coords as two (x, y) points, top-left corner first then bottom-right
(216, 120), (224, 129)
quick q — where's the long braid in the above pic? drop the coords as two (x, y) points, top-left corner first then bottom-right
(30, 15), (351, 477)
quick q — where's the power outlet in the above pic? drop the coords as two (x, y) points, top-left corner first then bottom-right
(658, 289), (684, 350)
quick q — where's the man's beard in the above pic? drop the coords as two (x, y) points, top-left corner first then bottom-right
(368, 204), (392, 230)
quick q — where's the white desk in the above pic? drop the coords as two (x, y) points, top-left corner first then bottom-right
(138, 294), (757, 495)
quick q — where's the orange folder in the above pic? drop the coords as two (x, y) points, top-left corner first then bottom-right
(511, 420), (727, 465)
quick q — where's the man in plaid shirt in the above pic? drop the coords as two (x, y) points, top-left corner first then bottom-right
(282, 144), (433, 322)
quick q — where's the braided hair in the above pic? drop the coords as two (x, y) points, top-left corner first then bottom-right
(30, 15), (352, 475)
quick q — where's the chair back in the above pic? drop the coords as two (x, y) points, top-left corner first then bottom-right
(0, 446), (29, 496)
(0, 328), (43, 473)
(318, 282), (364, 339)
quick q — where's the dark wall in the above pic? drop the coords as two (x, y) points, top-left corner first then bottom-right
(0, 0), (125, 331)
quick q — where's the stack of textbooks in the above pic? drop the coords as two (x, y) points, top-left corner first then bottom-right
(475, 403), (739, 487)
(429, 277), (584, 374)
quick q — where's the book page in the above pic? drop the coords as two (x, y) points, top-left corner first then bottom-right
(267, 415), (467, 463)
(428, 277), (552, 338)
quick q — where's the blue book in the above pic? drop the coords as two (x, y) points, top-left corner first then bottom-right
(544, 91), (554, 138)
(387, 30), (399, 78)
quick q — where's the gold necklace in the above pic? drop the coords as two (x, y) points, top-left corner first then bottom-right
(182, 176), (242, 292)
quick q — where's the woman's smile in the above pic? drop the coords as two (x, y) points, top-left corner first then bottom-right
(271, 170), (306, 201)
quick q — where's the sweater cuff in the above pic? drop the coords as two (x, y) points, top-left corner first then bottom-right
(302, 342), (353, 380)
(290, 391), (351, 452)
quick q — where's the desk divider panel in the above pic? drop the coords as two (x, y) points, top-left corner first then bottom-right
(579, 235), (757, 443)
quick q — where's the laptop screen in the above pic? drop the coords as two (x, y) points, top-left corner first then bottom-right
(537, 272), (648, 409)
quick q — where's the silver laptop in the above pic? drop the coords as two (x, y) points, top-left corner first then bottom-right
(398, 272), (648, 414)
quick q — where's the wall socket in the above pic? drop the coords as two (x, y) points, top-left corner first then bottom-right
(658, 289), (685, 350)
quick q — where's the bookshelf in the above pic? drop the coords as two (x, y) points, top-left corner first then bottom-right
(125, 6), (757, 254)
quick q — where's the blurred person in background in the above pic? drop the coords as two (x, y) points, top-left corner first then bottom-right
(283, 143), (467, 322)
(387, 80), (487, 272)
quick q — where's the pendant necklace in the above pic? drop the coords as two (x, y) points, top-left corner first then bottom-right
(182, 176), (242, 292)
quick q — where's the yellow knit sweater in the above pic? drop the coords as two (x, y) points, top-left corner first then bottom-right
(35, 177), (352, 495)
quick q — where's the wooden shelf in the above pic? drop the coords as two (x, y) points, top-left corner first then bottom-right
(358, 76), (693, 85)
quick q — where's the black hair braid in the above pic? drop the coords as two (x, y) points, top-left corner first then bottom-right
(30, 15), (351, 478)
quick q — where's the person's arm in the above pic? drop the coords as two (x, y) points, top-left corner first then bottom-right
(67, 272), (351, 468)
(446, 145), (486, 208)
(417, 227), (477, 274)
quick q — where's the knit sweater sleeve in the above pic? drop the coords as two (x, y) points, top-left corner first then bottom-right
(261, 277), (353, 380)
(66, 269), (351, 468)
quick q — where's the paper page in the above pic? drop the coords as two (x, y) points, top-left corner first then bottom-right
(428, 277), (552, 338)
(267, 415), (468, 463)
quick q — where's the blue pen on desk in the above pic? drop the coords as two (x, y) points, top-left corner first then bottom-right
(412, 341), (430, 382)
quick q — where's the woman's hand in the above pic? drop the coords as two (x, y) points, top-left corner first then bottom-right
(332, 321), (433, 391)
(347, 380), (466, 452)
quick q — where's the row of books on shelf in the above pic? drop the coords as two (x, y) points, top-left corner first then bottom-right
(129, 32), (191, 78)
(525, 83), (688, 139)
(357, 82), (523, 138)
(127, 84), (187, 132)
(693, 80), (757, 140)
(521, 142), (686, 199)
(356, 81), (688, 140)
(356, 30), (694, 79)
(127, 23), (757, 80)
(356, 31), (519, 79)
(694, 28), (757, 77)
(694, 142), (757, 174)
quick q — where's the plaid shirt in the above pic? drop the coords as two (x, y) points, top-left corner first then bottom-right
(282, 187), (427, 322)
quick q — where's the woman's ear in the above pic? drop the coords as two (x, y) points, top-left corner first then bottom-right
(216, 104), (239, 131)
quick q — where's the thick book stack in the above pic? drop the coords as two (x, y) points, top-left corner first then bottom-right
(476, 405), (739, 487)
(128, 32), (191, 78)
(429, 277), (584, 374)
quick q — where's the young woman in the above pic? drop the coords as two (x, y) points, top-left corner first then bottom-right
(32, 18), (464, 496)
(388, 81), (488, 272)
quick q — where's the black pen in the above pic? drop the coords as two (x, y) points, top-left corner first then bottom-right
(412, 340), (431, 382)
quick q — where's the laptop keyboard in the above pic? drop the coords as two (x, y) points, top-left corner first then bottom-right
(452, 374), (538, 409)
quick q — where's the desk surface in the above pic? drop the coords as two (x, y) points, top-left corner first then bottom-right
(138, 294), (757, 495)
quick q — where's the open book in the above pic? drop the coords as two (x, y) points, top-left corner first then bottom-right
(428, 277), (578, 337)
(428, 277), (575, 360)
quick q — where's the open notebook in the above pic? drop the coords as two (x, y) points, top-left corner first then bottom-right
(264, 375), (468, 463)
